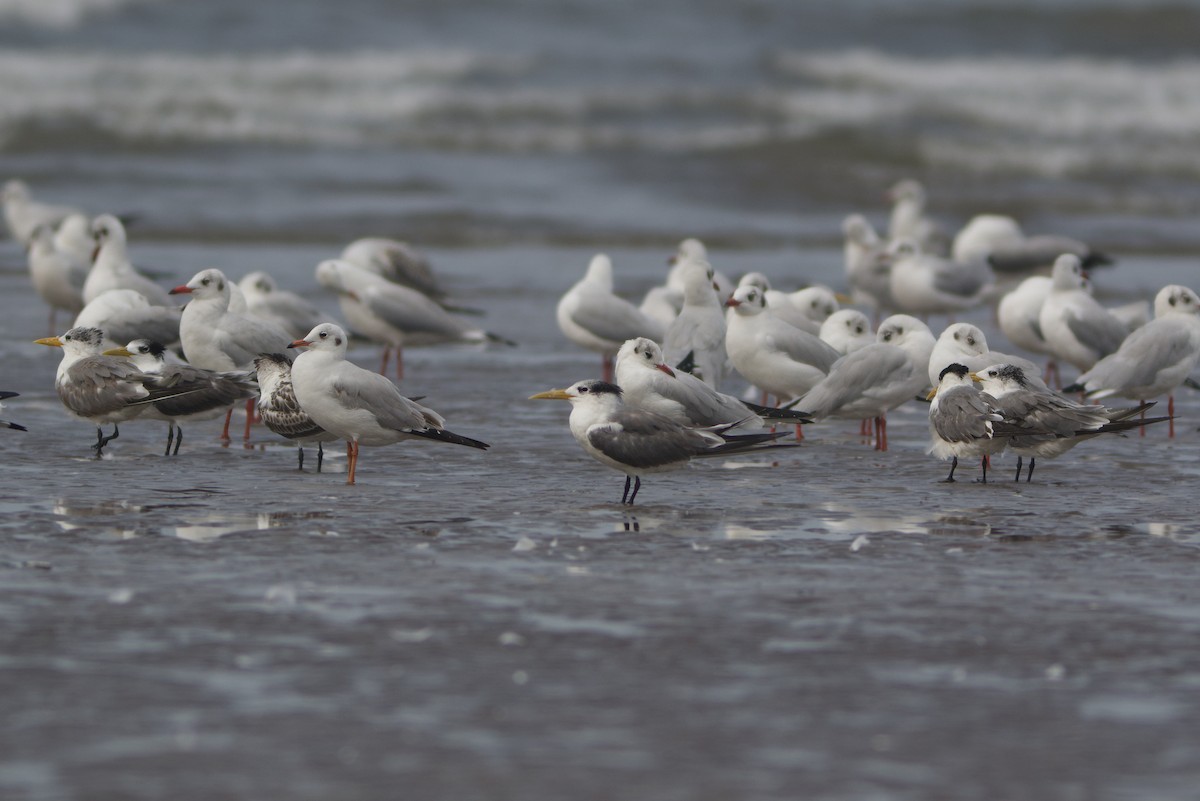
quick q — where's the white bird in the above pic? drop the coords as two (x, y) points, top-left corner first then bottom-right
(928, 322), (1041, 390)
(843, 214), (893, 313)
(725, 284), (840, 406)
(796, 315), (935, 451)
(819, 309), (873, 356)
(170, 268), (293, 441)
(614, 337), (812, 431)
(53, 213), (95, 271)
(83, 214), (172, 307)
(955, 215), (1113, 273)
(1038, 254), (1127, 373)
(239, 270), (331, 339)
(529, 379), (795, 505)
(27, 223), (88, 333)
(34, 326), (201, 456)
(0, 391), (27, 432)
(667, 238), (734, 303)
(253, 352), (340, 471)
(887, 179), (948, 255)
(105, 339), (258, 455)
(927, 363), (1025, 483)
(317, 258), (510, 379)
(74, 289), (181, 350)
(973, 363), (1164, 482)
(886, 239), (994, 318)
(733, 273), (819, 335)
(638, 284), (681, 330)
(952, 214), (1025, 267)
(557, 254), (665, 383)
(662, 257), (729, 387)
(2, 179), (80, 245)
(1070, 284), (1200, 438)
(340, 237), (444, 300)
(289, 323), (489, 484)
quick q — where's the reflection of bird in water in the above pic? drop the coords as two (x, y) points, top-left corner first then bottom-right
(253, 353), (340, 472)
(530, 379), (797, 505)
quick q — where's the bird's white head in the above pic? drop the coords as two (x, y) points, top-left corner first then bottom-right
(616, 337), (674, 377)
(1154, 284), (1200, 319)
(171, 268), (231, 301)
(34, 326), (106, 357)
(530, 379), (624, 407)
(291, 323), (349, 355)
(737, 272), (771, 293)
(877, 314), (929, 346)
(726, 284), (766, 315)
(971, 363), (1028, 394)
(2, 179), (30, 203)
(240, 270), (277, 298)
(583, 254), (614, 289)
(1050, 254), (1086, 290)
(939, 322), (988, 357)
(842, 214), (878, 245)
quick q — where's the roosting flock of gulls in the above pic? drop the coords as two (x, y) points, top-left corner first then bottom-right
(4, 177), (1199, 502)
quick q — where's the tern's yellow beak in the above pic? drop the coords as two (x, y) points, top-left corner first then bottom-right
(968, 372), (981, 382)
(834, 292), (854, 303)
(529, 389), (571, 400)
(34, 336), (63, 348)
(926, 387), (938, 400)
(103, 347), (133, 357)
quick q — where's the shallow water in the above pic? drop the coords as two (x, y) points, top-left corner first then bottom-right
(5, 0), (1200, 797)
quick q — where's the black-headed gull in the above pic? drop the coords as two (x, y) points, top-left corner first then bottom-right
(84, 214), (172, 307)
(289, 323), (489, 485)
(1038, 254), (1127, 373)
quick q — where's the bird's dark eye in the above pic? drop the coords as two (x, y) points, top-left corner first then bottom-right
(319, 331), (328, 338)
(579, 386), (589, 393)
(882, 332), (892, 341)
(966, 337), (976, 347)
(201, 278), (210, 286)
(1170, 296), (1177, 306)
(953, 332), (960, 340)
(643, 351), (652, 360)
(335, 337), (342, 346)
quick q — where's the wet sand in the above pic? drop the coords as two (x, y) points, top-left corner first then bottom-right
(2, 243), (1199, 800)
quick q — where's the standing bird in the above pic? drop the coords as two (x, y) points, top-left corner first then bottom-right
(973, 363), (1164, 482)
(887, 179), (948, 255)
(614, 337), (812, 431)
(887, 239), (994, 319)
(843, 214), (893, 314)
(557, 254), (665, 383)
(819, 309), (874, 356)
(239, 270), (332, 339)
(1038, 254), (1127, 374)
(253, 353), (340, 471)
(529, 379), (796, 505)
(289, 323), (489, 485)
(927, 322), (1041, 390)
(318, 258), (510, 380)
(53, 213), (95, 272)
(996, 275), (1057, 383)
(662, 257), (729, 387)
(0, 391), (27, 432)
(170, 268), (294, 441)
(74, 289), (181, 350)
(927, 363), (1027, 483)
(725, 284), (840, 405)
(2, 179), (81, 245)
(105, 339), (258, 455)
(796, 315), (935, 451)
(27, 223), (88, 333)
(340, 237), (444, 301)
(34, 327), (201, 456)
(1069, 284), (1200, 438)
(83, 214), (172, 307)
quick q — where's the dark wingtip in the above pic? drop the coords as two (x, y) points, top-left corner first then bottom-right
(1061, 382), (1084, 394)
(3, 421), (27, 431)
(411, 427), (490, 450)
(1082, 251), (1114, 268)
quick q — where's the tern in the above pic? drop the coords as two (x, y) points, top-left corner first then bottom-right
(530, 379), (797, 505)
(289, 323), (489, 485)
(927, 363), (1030, 483)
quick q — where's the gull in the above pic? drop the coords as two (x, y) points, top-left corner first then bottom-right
(928, 322), (1041, 390)
(614, 337), (812, 431)
(638, 284), (681, 331)
(106, 339), (258, 455)
(843, 214), (893, 313)
(75, 289), (181, 350)
(927, 362), (1031, 483)
(289, 323), (489, 484)
(997, 275), (1054, 359)
(1038, 254), (1127, 373)
(34, 327), (202, 457)
(952, 215), (1025, 267)
(0, 391), (27, 432)
(557, 253), (665, 383)
(662, 256), (728, 387)
(973, 363), (1165, 481)
(726, 284), (840, 405)
(2, 179), (81, 245)
(83, 214), (172, 306)
(819, 309), (873, 356)
(733, 273), (819, 335)
(28, 223), (88, 333)
(1069, 284), (1200, 438)
(253, 353), (339, 471)
(317, 258), (511, 379)
(886, 179), (948, 255)
(886, 239), (994, 318)
(53, 213), (95, 272)
(529, 379), (796, 505)
(796, 315), (935, 451)
(170, 268), (293, 440)
(667, 238), (735, 303)
(954, 213), (1112, 273)
(340, 237), (444, 301)
(239, 270), (332, 339)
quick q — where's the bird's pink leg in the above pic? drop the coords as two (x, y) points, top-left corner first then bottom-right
(346, 441), (359, 485)
(794, 423), (804, 440)
(379, 347), (391, 376)
(1169, 394), (1175, 438)
(396, 347), (404, 380)
(602, 355), (613, 383)
(242, 398), (255, 440)
(220, 408), (233, 441)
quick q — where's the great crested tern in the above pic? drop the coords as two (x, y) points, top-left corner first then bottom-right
(530, 379), (797, 505)
(927, 363), (1030, 483)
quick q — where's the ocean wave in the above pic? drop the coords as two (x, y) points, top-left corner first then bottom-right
(0, 0), (158, 28)
(3, 46), (1200, 178)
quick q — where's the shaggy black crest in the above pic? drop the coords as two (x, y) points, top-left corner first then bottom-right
(938, 363), (970, 382)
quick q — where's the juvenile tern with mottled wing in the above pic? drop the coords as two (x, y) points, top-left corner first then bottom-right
(253, 353), (339, 471)
(530, 379), (797, 505)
